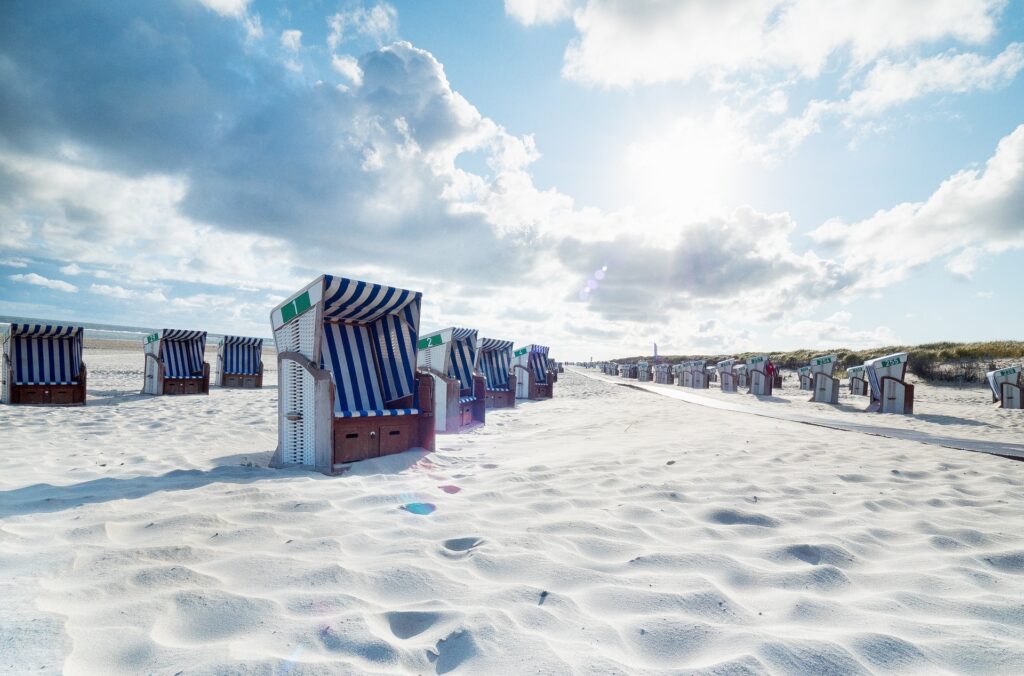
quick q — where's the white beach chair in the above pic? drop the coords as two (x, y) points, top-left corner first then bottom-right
(143, 329), (209, 396)
(654, 363), (673, 384)
(865, 352), (914, 414)
(987, 365), (1023, 409)
(718, 359), (738, 392)
(637, 360), (651, 382)
(418, 327), (486, 433)
(707, 365), (718, 383)
(513, 344), (554, 399)
(809, 354), (839, 404)
(798, 365), (813, 390)
(1, 323), (86, 405)
(269, 275), (435, 474)
(847, 365), (868, 396)
(746, 355), (773, 396)
(216, 336), (264, 388)
(688, 360), (709, 389)
(476, 337), (516, 409)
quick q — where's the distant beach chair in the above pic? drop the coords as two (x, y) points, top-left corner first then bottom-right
(847, 365), (868, 396)
(142, 329), (209, 396)
(679, 360), (709, 388)
(809, 354), (839, 404)
(746, 355), (773, 396)
(987, 365), (1023, 409)
(476, 337), (516, 409)
(513, 344), (554, 399)
(216, 336), (264, 389)
(269, 275), (435, 474)
(798, 365), (813, 391)
(637, 360), (651, 382)
(865, 352), (914, 414)
(707, 365), (719, 383)
(718, 359), (738, 392)
(417, 327), (486, 433)
(735, 363), (748, 389)
(1, 323), (86, 405)
(654, 363), (673, 384)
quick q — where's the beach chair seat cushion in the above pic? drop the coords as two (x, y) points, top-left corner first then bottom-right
(335, 408), (419, 418)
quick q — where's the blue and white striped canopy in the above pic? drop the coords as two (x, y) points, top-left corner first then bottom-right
(159, 329), (207, 379)
(219, 336), (263, 375)
(523, 345), (550, 385)
(447, 328), (477, 391)
(317, 276), (422, 416)
(6, 324), (83, 385)
(478, 337), (513, 390)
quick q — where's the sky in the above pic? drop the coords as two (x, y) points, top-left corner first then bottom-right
(1, 0), (1022, 360)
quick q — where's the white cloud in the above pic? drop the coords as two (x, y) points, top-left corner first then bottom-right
(811, 123), (1024, 290)
(9, 272), (78, 293)
(60, 263), (84, 275)
(559, 0), (1004, 87)
(327, 4), (397, 48)
(331, 54), (364, 86)
(504, 0), (576, 26)
(280, 29), (302, 52)
(89, 283), (135, 299)
(195, 0), (252, 19)
(776, 313), (899, 349)
(846, 43), (1024, 118)
(1, 258), (30, 268)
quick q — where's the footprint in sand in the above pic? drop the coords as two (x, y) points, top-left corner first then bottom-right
(439, 485), (461, 494)
(443, 537), (483, 552)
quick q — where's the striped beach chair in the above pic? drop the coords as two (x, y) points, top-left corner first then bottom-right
(142, 329), (209, 396)
(2, 323), (86, 405)
(847, 365), (868, 396)
(747, 355), (773, 396)
(718, 358), (739, 392)
(512, 344), (553, 399)
(476, 337), (516, 409)
(216, 336), (264, 388)
(417, 327), (486, 433)
(269, 275), (435, 473)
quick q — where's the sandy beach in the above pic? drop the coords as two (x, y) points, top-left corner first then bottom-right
(2, 351), (1024, 674)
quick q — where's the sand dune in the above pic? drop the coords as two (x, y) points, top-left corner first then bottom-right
(2, 351), (1024, 674)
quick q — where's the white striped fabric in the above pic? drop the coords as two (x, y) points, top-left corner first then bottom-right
(459, 395), (476, 404)
(337, 408), (419, 418)
(220, 336), (263, 375)
(8, 324), (83, 385)
(527, 345), (550, 385)
(447, 329), (477, 391)
(321, 275), (421, 325)
(368, 312), (418, 403)
(478, 337), (512, 390)
(322, 323), (384, 415)
(162, 332), (207, 379)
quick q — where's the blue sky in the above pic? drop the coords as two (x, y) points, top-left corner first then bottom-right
(1, 0), (1022, 358)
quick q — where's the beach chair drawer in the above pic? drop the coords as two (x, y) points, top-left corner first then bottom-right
(380, 420), (416, 456)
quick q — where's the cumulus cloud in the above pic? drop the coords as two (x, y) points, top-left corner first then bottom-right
(195, 0), (252, 20)
(557, 0), (1004, 87)
(89, 284), (135, 299)
(9, 273), (78, 293)
(775, 312), (900, 349)
(504, 0), (576, 26)
(60, 263), (83, 275)
(330, 54), (363, 86)
(280, 29), (302, 52)
(810, 123), (1024, 288)
(327, 4), (397, 48)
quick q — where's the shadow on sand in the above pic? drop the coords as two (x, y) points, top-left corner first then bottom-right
(0, 448), (432, 518)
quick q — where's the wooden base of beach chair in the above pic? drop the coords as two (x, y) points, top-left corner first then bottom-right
(221, 365), (264, 389)
(331, 374), (436, 467)
(530, 381), (553, 399)
(999, 382), (1023, 409)
(773, 375), (783, 389)
(868, 377), (914, 414)
(850, 376), (868, 396)
(10, 368), (87, 406)
(487, 372), (520, 409)
(162, 376), (210, 395)
(810, 373), (839, 404)
(748, 369), (773, 396)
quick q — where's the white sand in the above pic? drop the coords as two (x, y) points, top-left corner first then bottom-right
(2, 352), (1024, 674)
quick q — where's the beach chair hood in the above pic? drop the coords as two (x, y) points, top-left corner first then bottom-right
(478, 337), (514, 390)
(418, 327), (478, 391)
(5, 324), (84, 385)
(219, 336), (263, 375)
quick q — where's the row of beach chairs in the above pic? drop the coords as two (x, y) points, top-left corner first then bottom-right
(594, 352), (1023, 415)
(1, 274), (559, 475)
